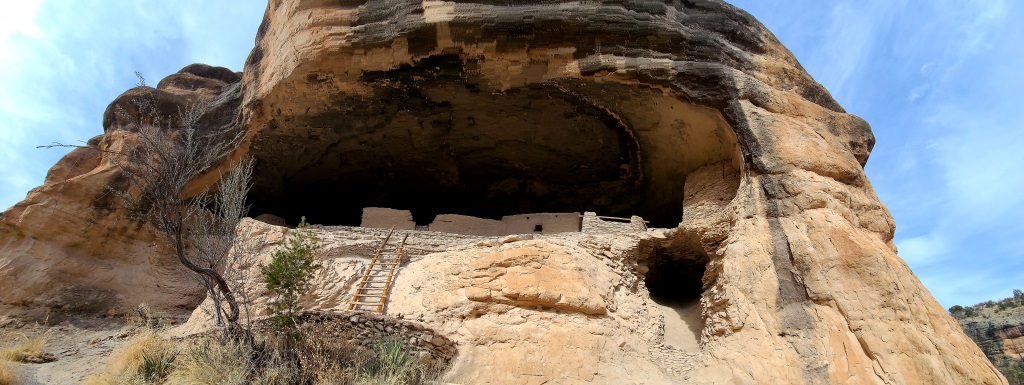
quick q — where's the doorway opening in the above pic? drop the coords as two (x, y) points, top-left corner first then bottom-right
(640, 231), (709, 351)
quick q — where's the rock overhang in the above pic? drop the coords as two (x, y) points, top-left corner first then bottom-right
(0, 1), (1006, 383)
(238, 1), (762, 227)
(245, 53), (742, 227)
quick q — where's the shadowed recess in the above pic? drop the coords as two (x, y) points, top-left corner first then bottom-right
(246, 55), (741, 228)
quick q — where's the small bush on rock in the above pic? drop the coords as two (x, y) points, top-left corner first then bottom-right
(360, 337), (423, 385)
(260, 218), (322, 330)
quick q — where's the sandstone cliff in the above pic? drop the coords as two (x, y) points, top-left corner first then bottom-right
(0, 64), (243, 313)
(951, 293), (1024, 383)
(0, 1), (1006, 384)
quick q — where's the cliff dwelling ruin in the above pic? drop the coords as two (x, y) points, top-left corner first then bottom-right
(3, 0), (1002, 383)
(235, 53), (745, 361)
(244, 55), (743, 230)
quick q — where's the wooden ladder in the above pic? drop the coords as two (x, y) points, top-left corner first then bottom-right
(347, 226), (409, 314)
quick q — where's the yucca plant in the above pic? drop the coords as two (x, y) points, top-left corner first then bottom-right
(139, 350), (177, 382)
(359, 337), (423, 385)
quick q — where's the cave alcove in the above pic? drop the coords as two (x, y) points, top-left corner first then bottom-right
(244, 54), (742, 229)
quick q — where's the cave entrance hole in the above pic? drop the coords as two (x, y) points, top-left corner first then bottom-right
(640, 231), (709, 351)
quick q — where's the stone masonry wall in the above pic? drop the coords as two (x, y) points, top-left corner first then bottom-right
(581, 212), (646, 234)
(502, 213), (581, 234)
(428, 214), (507, 236)
(360, 207), (582, 236)
(290, 311), (458, 370)
(360, 207), (416, 230)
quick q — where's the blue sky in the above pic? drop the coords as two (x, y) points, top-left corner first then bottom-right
(0, 1), (1020, 308)
(729, 0), (1024, 308)
(0, 0), (263, 212)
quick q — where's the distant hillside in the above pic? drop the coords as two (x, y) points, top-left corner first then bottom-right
(951, 290), (1024, 384)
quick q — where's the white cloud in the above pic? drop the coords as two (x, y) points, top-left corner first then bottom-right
(0, 0), (44, 46)
(896, 234), (950, 266)
(890, 0), (1024, 307)
(907, 83), (930, 102)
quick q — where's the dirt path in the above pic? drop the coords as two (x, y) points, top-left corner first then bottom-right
(1, 309), (185, 385)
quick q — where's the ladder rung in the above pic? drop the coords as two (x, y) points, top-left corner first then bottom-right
(347, 231), (408, 315)
(351, 301), (385, 305)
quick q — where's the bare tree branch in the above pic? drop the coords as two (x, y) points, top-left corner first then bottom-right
(43, 94), (255, 335)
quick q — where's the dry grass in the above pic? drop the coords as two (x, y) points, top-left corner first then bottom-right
(110, 328), (175, 376)
(82, 326), (177, 385)
(164, 338), (252, 385)
(160, 326), (436, 385)
(81, 316), (441, 385)
(0, 362), (17, 385)
(0, 333), (46, 363)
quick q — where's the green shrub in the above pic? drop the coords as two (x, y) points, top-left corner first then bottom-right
(260, 218), (323, 330)
(1001, 362), (1024, 385)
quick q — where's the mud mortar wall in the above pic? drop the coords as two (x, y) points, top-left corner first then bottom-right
(581, 212), (646, 234)
(360, 207), (584, 237)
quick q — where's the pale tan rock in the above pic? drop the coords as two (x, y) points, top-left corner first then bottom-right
(0, 64), (243, 313)
(0, 1), (1006, 384)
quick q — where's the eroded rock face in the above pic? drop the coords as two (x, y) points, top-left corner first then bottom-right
(0, 1), (1006, 384)
(226, 3), (996, 381)
(179, 220), (691, 384)
(0, 64), (243, 313)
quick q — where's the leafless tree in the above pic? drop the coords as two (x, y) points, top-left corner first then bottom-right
(45, 91), (255, 333)
(223, 217), (267, 326)
(114, 96), (251, 330)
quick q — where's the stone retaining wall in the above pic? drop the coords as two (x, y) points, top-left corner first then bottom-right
(292, 311), (458, 369)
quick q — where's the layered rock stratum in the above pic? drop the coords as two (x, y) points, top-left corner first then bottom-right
(951, 295), (1024, 382)
(0, 0), (1008, 384)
